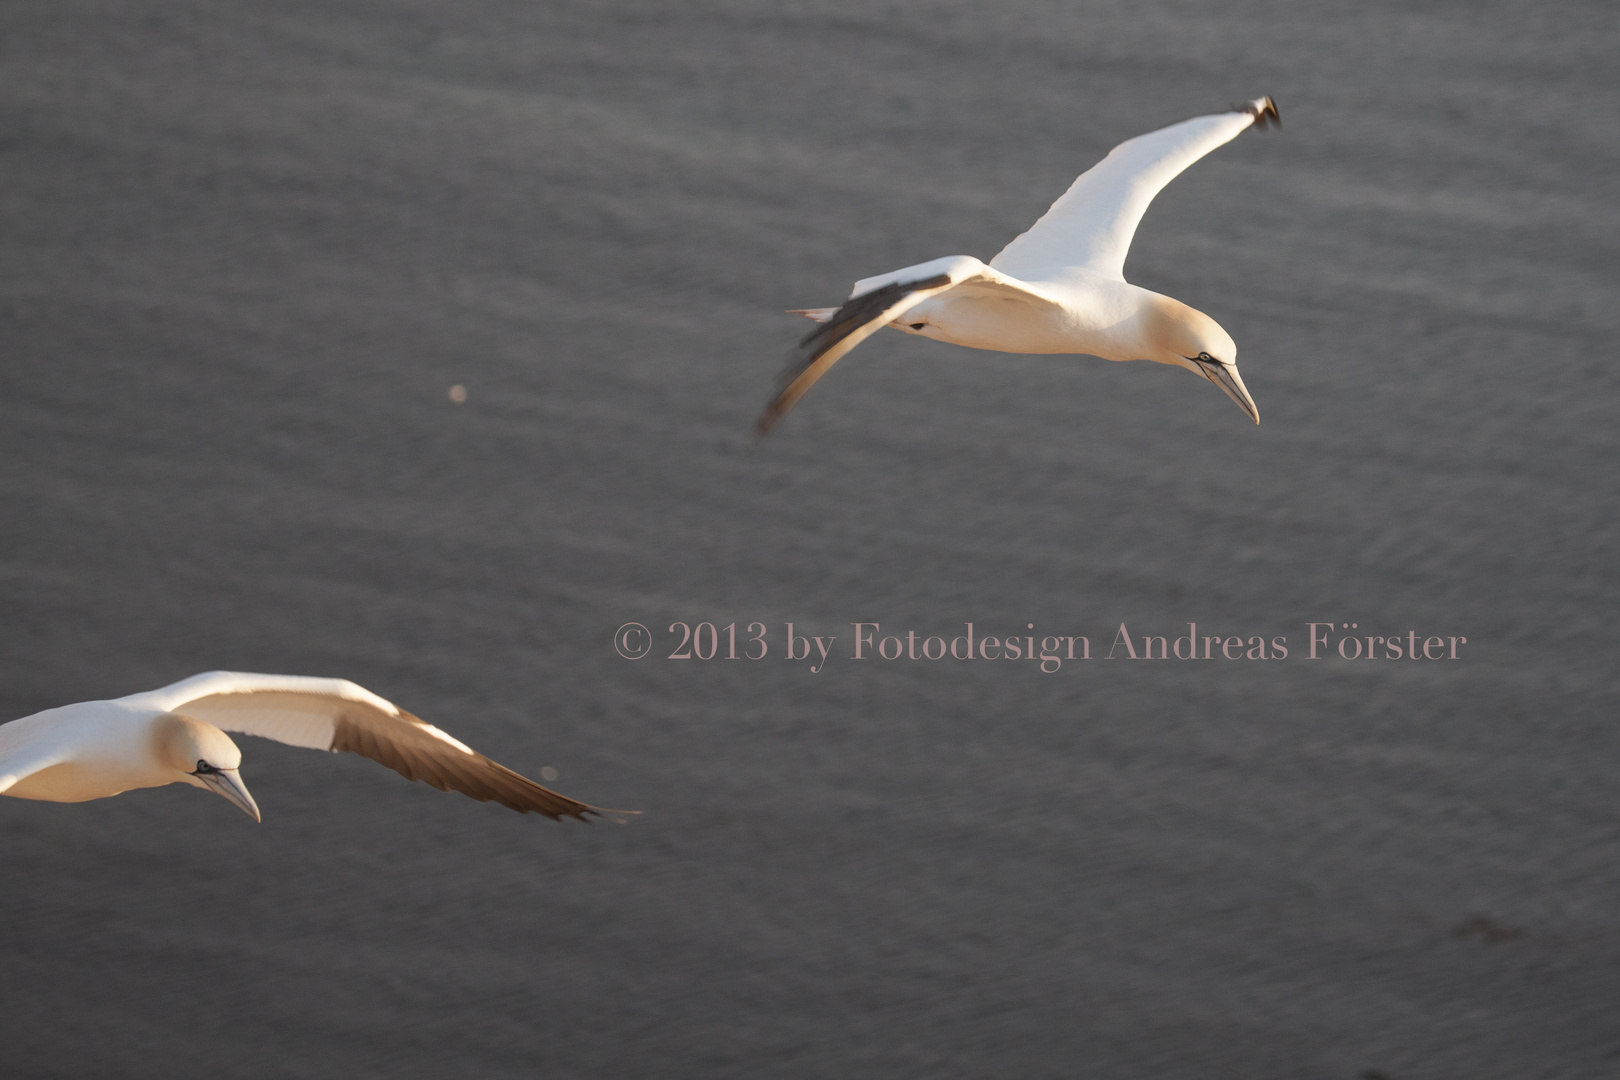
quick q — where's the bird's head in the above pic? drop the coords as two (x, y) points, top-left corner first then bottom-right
(1139, 293), (1258, 424)
(155, 713), (261, 822)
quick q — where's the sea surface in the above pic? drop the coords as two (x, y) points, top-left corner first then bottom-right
(1, 2), (1616, 1077)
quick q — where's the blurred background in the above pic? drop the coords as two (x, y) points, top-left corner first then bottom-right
(1, 1), (1616, 1077)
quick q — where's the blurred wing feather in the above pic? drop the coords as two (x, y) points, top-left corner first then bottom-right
(757, 273), (953, 434)
(334, 713), (598, 819)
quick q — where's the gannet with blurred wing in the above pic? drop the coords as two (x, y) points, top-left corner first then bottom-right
(757, 97), (1279, 433)
(0, 671), (622, 822)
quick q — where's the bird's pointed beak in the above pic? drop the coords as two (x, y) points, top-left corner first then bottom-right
(197, 768), (261, 822)
(1196, 360), (1260, 424)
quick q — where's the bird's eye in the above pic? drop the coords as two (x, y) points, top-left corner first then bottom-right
(194, 760), (215, 775)
(909, 323), (926, 331)
(1197, 351), (1214, 362)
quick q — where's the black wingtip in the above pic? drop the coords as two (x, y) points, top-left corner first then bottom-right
(755, 398), (780, 437)
(754, 399), (786, 438)
(1234, 95), (1280, 129)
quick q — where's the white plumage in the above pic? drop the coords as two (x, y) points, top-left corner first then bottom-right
(758, 98), (1278, 433)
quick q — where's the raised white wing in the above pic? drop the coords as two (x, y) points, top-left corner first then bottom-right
(128, 671), (614, 820)
(758, 255), (1062, 434)
(991, 98), (1277, 283)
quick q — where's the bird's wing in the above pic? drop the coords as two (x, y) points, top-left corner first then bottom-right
(757, 255), (1060, 434)
(990, 97), (1278, 283)
(139, 671), (612, 820)
(0, 739), (68, 795)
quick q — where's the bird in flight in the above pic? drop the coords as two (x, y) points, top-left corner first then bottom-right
(757, 97), (1279, 434)
(0, 671), (625, 822)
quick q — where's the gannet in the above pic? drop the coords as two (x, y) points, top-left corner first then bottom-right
(757, 97), (1279, 434)
(0, 671), (620, 822)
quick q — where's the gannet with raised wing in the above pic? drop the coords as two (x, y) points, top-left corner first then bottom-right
(757, 97), (1279, 434)
(0, 671), (622, 822)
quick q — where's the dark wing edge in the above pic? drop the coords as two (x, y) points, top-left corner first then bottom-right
(1232, 96), (1280, 129)
(332, 711), (635, 823)
(755, 273), (953, 435)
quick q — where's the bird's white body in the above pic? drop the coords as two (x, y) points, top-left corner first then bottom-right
(0, 671), (608, 821)
(892, 263), (1164, 359)
(757, 99), (1277, 433)
(0, 699), (171, 802)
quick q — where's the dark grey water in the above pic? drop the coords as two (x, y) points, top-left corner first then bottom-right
(2, 2), (1616, 1077)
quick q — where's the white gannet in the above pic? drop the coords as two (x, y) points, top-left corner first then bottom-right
(0, 671), (621, 822)
(757, 97), (1279, 434)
